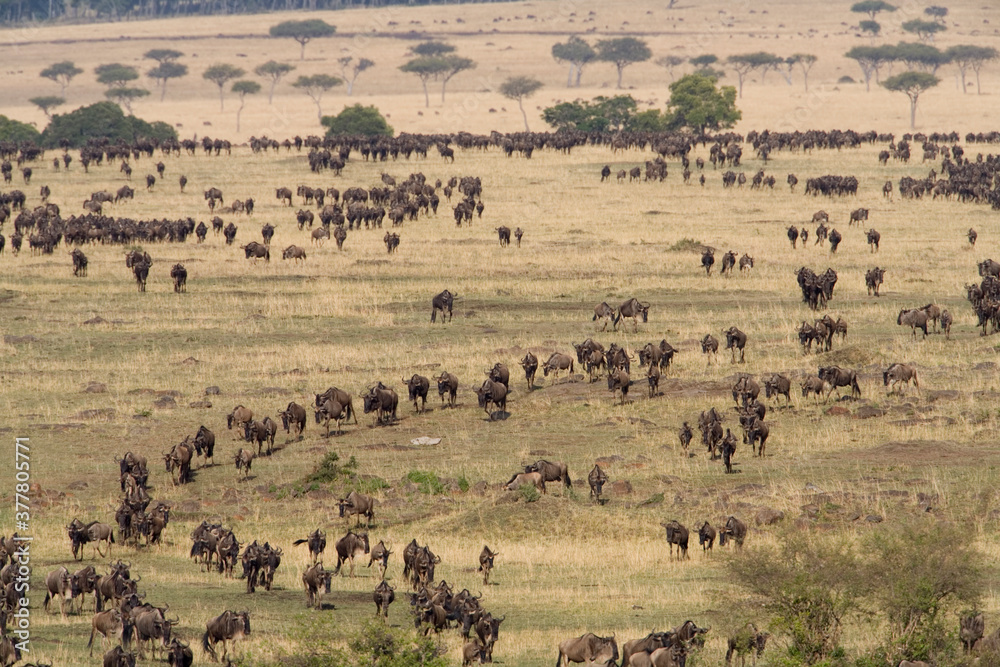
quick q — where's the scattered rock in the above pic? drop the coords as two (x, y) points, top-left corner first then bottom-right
(153, 396), (176, 409)
(804, 483), (823, 492)
(189, 401), (212, 409)
(71, 408), (116, 421)
(179, 357), (200, 365)
(83, 316), (107, 325)
(794, 515), (814, 530)
(471, 481), (488, 496)
(84, 382), (107, 393)
(755, 508), (785, 525)
(926, 390), (960, 402)
(800, 503), (820, 518)
(854, 406), (885, 419)
(205, 386), (221, 395)
(825, 406), (851, 416)
(411, 437), (442, 446)
(67, 480), (89, 490)
(610, 480), (633, 496)
(865, 514), (884, 523)
(495, 492), (519, 505)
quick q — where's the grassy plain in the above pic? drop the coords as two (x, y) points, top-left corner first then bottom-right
(1, 0), (1000, 665)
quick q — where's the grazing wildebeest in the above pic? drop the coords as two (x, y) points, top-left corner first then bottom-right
(616, 298), (650, 332)
(850, 208), (869, 226)
(338, 491), (376, 527)
(968, 228), (978, 246)
(556, 633), (618, 667)
(293, 529), (326, 564)
(475, 379), (508, 419)
(723, 327), (748, 364)
(202, 610), (250, 663)
(241, 241), (269, 261)
(43, 566), (79, 617)
(819, 366), (862, 399)
(543, 352), (575, 380)
(234, 448), (254, 479)
(495, 226), (511, 247)
(373, 579), (395, 618)
(103, 646), (134, 667)
(960, 612), (984, 652)
(698, 522), (716, 554)
(87, 609), (127, 656)
(863, 228), (881, 255)
(621, 632), (675, 667)
(763, 374), (791, 403)
(812, 210), (829, 223)
(897, 308), (929, 339)
(520, 353), (538, 390)
(505, 471), (545, 494)
(940, 309), (952, 339)
(883, 363), (919, 394)
(718, 516), (747, 549)
(333, 531), (369, 578)
(979, 258), (1000, 278)
(302, 562), (333, 609)
(608, 367), (630, 404)
(701, 334), (719, 364)
(866, 267), (885, 296)
(402, 374), (430, 413)
(787, 225), (799, 248)
(662, 520), (689, 560)
(431, 290), (454, 323)
(593, 302), (616, 331)
(526, 460), (572, 488)
(71, 248), (88, 276)
(739, 254), (754, 274)
(679, 422), (693, 454)
(801, 376), (829, 402)
(702, 248), (715, 275)
(587, 464), (608, 503)
(169, 264), (187, 293)
(278, 402), (307, 439)
(720, 250), (737, 276)
(726, 623), (770, 667)
(478, 545), (498, 585)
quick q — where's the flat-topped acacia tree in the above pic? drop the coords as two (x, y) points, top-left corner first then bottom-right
(269, 19), (336, 61)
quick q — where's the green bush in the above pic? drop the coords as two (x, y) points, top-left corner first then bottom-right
(406, 470), (445, 495)
(41, 101), (176, 148)
(322, 104), (393, 137)
(517, 483), (540, 503)
(0, 115), (42, 143)
(306, 451), (347, 484)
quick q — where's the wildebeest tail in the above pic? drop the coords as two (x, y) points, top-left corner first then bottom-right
(293, 538), (308, 546)
(202, 630), (216, 660)
(591, 312), (597, 321)
(86, 627), (95, 649)
(564, 473), (572, 488)
(110, 532), (115, 543)
(43, 591), (51, 611)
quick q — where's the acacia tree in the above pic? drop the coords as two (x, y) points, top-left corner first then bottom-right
(29, 96), (64, 119)
(399, 56), (448, 108)
(105, 87), (150, 115)
(893, 42), (950, 75)
(846, 45), (894, 90)
(789, 53), (818, 91)
(851, 0), (897, 20)
(40, 61), (82, 96)
(269, 19), (336, 61)
(882, 71), (939, 128)
(254, 61), (295, 104)
(551, 36), (596, 87)
(860, 20), (881, 42)
(439, 55), (475, 103)
(410, 41), (454, 57)
(144, 48), (183, 64)
(203, 64), (245, 111)
(924, 5), (948, 21)
(596, 37), (652, 89)
(902, 19), (946, 42)
(95, 63), (139, 88)
(231, 80), (260, 133)
(292, 74), (343, 123)
(946, 45), (998, 94)
(499, 76), (543, 131)
(655, 55), (685, 81)
(664, 73), (741, 133)
(726, 52), (781, 97)
(147, 62), (188, 101)
(338, 56), (374, 96)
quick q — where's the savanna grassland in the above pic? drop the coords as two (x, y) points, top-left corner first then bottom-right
(2, 0), (1000, 666)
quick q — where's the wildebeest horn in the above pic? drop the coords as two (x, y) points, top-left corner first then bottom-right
(167, 616), (180, 624)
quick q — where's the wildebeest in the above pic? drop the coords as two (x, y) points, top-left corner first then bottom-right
(433, 372), (459, 408)
(131, 259), (150, 292)
(812, 210), (829, 223)
(241, 241), (269, 261)
(587, 464), (608, 503)
(431, 289), (454, 323)
(787, 225), (799, 248)
(801, 376), (829, 402)
(334, 531), (370, 577)
(621, 631), (675, 667)
(43, 566), (79, 616)
(67, 519), (115, 559)
(919, 303), (943, 333)
(384, 232), (400, 253)
(662, 520), (689, 560)
(71, 248), (88, 277)
(315, 387), (357, 425)
(556, 633), (618, 667)
(866, 267), (886, 297)
(202, 610), (250, 663)
(463, 641), (486, 666)
(166, 638), (193, 667)
(608, 367), (630, 404)
(87, 609), (127, 656)
(338, 491), (376, 527)
(600, 165), (611, 181)
(979, 258), (1000, 278)
(647, 363), (661, 398)
(495, 226), (511, 247)
(487, 362), (510, 388)
(373, 579), (395, 617)
(819, 366), (862, 399)
(102, 646), (135, 667)
(243, 417), (276, 456)
(828, 228), (842, 253)
(514, 227), (523, 246)
(363, 384), (399, 425)
(302, 562), (333, 609)
(368, 540), (391, 580)
(725, 623), (770, 667)
(720, 250), (737, 276)
(292, 529), (326, 564)
(968, 228), (978, 246)
(520, 353), (538, 390)
(850, 207), (869, 226)
(723, 327), (747, 364)
(616, 298), (650, 332)
(314, 398), (347, 436)
(897, 308), (929, 339)
(718, 516), (747, 549)
(169, 264), (187, 292)
(526, 460), (572, 488)
(278, 402), (306, 439)
(739, 254), (754, 274)
(227, 405), (253, 433)
(702, 248), (715, 275)
(593, 302), (616, 331)
(763, 374), (791, 403)
(866, 228), (881, 252)
(744, 416), (769, 457)
(504, 471), (545, 494)
(478, 545), (498, 585)
(333, 224), (347, 250)
(698, 522), (716, 554)
(721, 428), (737, 473)
(475, 379), (508, 419)
(701, 335), (719, 364)
(679, 422), (693, 454)
(960, 612), (984, 652)
(883, 363), (919, 394)
(543, 352), (575, 380)
(234, 448), (254, 479)
(282, 245), (307, 261)
(940, 309), (952, 339)
(402, 374), (430, 413)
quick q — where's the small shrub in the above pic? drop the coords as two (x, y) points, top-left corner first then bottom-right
(406, 470), (445, 495)
(669, 238), (704, 252)
(517, 483), (540, 503)
(306, 451), (346, 484)
(457, 474), (470, 492)
(838, 75), (856, 84)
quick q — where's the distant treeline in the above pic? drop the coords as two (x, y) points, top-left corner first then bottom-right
(0, 0), (516, 26)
